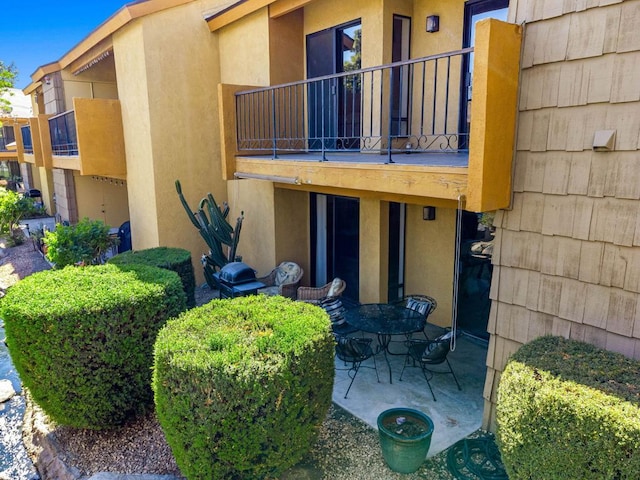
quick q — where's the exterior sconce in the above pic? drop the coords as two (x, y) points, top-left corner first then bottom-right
(423, 206), (436, 221)
(426, 15), (439, 33)
(44, 76), (51, 85)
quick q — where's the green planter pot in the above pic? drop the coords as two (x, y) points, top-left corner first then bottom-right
(377, 408), (434, 474)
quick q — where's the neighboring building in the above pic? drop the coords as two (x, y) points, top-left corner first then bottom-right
(15, 0), (640, 433)
(1, 88), (32, 177)
(19, 0), (227, 256)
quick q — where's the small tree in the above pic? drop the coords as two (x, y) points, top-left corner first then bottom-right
(0, 188), (40, 245)
(0, 61), (18, 116)
(44, 218), (114, 267)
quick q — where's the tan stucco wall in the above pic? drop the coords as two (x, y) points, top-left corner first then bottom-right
(274, 188), (310, 284)
(405, 203), (456, 328)
(73, 98), (126, 178)
(219, 9), (270, 86)
(484, 0), (640, 431)
(114, 0), (226, 283)
(269, 9), (305, 85)
(227, 178), (277, 277)
(359, 198), (390, 303)
(74, 174), (129, 229)
(412, 0), (464, 56)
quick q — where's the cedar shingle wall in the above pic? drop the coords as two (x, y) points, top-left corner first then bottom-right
(484, 0), (640, 430)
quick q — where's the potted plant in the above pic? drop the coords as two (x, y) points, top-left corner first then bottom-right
(377, 407), (434, 474)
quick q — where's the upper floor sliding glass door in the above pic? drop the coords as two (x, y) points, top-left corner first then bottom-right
(306, 20), (362, 151)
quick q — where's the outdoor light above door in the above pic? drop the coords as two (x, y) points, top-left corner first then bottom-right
(426, 15), (439, 33)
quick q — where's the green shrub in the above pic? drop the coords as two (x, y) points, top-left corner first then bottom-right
(153, 295), (335, 480)
(0, 188), (41, 244)
(0, 264), (186, 429)
(108, 247), (196, 308)
(496, 336), (640, 480)
(44, 217), (114, 267)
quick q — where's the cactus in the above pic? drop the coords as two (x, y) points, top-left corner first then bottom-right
(175, 180), (244, 288)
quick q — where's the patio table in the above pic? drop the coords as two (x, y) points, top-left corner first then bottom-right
(344, 303), (425, 383)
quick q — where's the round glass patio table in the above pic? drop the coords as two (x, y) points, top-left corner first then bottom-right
(344, 303), (425, 383)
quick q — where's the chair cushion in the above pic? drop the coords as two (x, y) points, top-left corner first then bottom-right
(326, 277), (343, 297)
(319, 297), (346, 325)
(335, 336), (371, 361)
(274, 262), (301, 286)
(420, 331), (453, 362)
(406, 297), (433, 315)
(258, 286), (280, 296)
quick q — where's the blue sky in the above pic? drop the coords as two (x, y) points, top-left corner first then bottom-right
(1, 2), (130, 88)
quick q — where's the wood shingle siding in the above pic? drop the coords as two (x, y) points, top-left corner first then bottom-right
(484, 0), (640, 430)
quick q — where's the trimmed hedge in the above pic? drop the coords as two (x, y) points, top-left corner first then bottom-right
(108, 247), (196, 308)
(496, 336), (640, 480)
(153, 295), (335, 480)
(0, 264), (186, 429)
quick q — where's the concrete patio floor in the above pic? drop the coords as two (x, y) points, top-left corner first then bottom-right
(332, 323), (488, 457)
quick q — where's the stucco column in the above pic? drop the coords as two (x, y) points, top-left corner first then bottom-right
(359, 198), (389, 303)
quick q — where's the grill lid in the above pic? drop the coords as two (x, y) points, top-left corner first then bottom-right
(218, 262), (257, 284)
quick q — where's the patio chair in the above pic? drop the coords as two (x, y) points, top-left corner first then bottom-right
(399, 331), (461, 401)
(256, 261), (303, 299)
(297, 277), (346, 304)
(393, 294), (437, 340)
(334, 335), (379, 399)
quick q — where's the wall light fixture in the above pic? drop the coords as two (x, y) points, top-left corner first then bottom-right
(426, 15), (440, 33)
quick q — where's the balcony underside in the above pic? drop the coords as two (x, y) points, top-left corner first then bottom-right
(235, 152), (469, 208)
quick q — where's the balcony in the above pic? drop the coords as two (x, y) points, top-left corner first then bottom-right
(50, 111), (78, 156)
(219, 19), (521, 212)
(48, 98), (126, 178)
(0, 123), (18, 161)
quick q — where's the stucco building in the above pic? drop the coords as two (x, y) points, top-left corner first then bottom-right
(14, 0), (640, 430)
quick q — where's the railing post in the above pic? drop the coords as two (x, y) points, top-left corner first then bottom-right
(271, 89), (278, 159)
(321, 79), (326, 161)
(387, 67), (394, 164)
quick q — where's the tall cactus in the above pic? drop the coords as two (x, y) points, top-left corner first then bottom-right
(175, 180), (244, 288)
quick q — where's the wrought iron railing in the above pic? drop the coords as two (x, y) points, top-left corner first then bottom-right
(49, 110), (78, 156)
(235, 48), (472, 162)
(21, 125), (33, 154)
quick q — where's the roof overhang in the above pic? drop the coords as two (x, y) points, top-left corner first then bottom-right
(206, 0), (315, 31)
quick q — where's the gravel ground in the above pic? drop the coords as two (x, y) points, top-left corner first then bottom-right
(0, 237), (475, 480)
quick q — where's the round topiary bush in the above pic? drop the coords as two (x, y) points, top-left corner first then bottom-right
(153, 295), (335, 480)
(0, 264), (186, 429)
(496, 336), (640, 480)
(108, 246), (196, 308)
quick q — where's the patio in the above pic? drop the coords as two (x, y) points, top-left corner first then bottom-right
(332, 322), (488, 457)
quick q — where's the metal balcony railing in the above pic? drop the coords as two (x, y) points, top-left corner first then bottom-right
(21, 125), (33, 154)
(235, 48), (472, 162)
(49, 110), (78, 156)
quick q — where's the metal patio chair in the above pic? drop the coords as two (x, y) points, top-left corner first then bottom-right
(393, 294), (437, 340)
(399, 331), (461, 401)
(334, 335), (379, 399)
